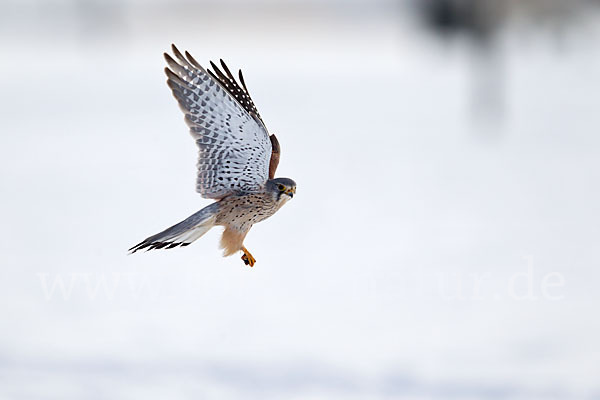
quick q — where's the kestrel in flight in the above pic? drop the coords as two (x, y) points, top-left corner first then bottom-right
(129, 45), (296, 267)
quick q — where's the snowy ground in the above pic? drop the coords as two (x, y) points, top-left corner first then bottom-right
(1, 2), (600, 399)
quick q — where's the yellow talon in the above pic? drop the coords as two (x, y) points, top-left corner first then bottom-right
(241, 246), (256, 267)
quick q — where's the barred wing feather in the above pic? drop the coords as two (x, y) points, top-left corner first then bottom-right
(164, 45), (272, 199)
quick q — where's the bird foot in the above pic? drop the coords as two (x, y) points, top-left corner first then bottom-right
(241, 247), (256, 267)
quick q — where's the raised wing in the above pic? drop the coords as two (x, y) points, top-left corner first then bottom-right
(164, 45), (272, 199)
(206, 58), (282, 179)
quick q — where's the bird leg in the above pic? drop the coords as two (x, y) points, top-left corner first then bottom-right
(241, 246), (256, 267)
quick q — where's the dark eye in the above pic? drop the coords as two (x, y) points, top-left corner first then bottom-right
(278, 184), (285, 191)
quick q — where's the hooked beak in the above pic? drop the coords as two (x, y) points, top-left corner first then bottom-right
(285, 188), (296, 198)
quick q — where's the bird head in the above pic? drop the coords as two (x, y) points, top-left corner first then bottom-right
(267, 178), (297, 201)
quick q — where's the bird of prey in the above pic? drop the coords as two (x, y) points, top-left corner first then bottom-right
(129, 44), (296, 267)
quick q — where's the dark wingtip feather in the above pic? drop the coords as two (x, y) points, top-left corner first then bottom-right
(170, 44), (196, 70)
(209, 60), (221, 76)
(164, 52), (176, 65)
(128, 241), (149, 253)
(185, 51), (203, 70)
(171, 44), (183, 58)
(219, 59), (235, 81)
(238, 69), (248, 92)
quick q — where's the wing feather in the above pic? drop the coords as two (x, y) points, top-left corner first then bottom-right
(164, 45), (272, 199)
(205, 55), (282, 177)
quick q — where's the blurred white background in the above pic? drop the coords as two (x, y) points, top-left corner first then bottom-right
(1, 0), (600, 399)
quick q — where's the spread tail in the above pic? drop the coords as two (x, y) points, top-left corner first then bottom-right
(129, 203), (219, 253)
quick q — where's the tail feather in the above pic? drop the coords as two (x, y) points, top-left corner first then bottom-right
(129, 203), (218, 253)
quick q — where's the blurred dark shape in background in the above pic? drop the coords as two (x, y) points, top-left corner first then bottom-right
(412, 0), (600, 123)
(416, 0), (502, 43)
(414, 0), (600, 40)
